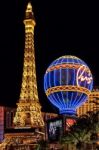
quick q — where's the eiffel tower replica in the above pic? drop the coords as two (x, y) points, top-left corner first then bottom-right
(0, 3), (44, 149)
(13, 2), (44, 129)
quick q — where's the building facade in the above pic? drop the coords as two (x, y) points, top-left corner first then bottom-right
(0, 107), (4, 143)
(77, 88), (99, 116)
(0, 106), (58, 141)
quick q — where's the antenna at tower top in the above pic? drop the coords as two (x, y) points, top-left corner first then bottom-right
(26, 2), (32, 12)
(25, 1), (35, 20)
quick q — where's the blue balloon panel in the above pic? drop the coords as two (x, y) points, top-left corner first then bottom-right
(44, 55), (93, 115)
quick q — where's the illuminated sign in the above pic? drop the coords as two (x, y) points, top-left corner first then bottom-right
(49, 120), (62, 135)
(65, 118), (76, 131)
(47, 118), (63, 142)
(77, 65), (93, 86)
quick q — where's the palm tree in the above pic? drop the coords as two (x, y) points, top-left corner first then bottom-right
(61, 111), (99, 150)
(35, 140), (49, 150)
(62, 117), (91, 149)
(86, 111), (99, 133)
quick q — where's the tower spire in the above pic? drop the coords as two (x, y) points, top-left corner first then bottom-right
(25, 2), (35, 20)
(13, 2), (44, 128)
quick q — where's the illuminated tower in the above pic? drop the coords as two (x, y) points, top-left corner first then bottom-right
(13, 2), (44, 128)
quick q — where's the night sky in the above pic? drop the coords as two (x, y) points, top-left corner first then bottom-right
(0, 0), (99, 113)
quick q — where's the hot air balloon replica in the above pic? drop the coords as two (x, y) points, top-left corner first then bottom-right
(44, 55), (93, 116)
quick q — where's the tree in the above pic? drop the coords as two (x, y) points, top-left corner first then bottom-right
(35, 140), (49, 150)
(61, 111), (99, 150)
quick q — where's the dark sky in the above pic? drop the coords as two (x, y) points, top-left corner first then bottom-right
(0, 0), (99, 113)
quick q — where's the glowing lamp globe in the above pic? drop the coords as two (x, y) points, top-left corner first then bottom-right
(44, 55), (93, 115)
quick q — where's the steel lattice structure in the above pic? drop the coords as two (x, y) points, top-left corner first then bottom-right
(13, 3), (44, 128)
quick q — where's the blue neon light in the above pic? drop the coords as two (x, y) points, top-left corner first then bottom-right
(44, 56), (93, 115)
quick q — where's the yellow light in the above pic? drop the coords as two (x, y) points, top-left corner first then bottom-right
(46, 85), (90, 97)
(27, 2), (32, 11)
(13, 2), (44, 128)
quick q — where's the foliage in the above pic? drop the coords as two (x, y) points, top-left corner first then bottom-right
(86, 111), (99, 133)
(35, 140), (49, 150)
(61, 111), (99, 149)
